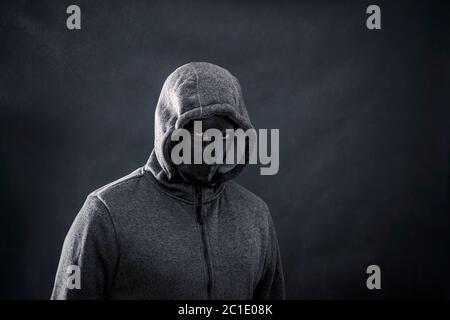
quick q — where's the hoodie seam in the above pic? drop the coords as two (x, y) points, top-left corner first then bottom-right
(254, 210), (271, 296)
(143, 169), (226, 204)
(193, 213), (210, 299)
(203, 225), (215, 299)
(91, 174), (144, 196)
(188, 64), (203, 115)
(145, 172), (195, 204)
(93, 195), (121, 296)
(175, 103), (252, 131)
(229, 75), (241, 107)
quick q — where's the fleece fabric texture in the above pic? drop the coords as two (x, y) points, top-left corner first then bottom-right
(51, 62), (285, 300)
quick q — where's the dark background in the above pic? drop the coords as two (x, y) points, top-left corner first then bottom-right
(0, 0), (449, 299)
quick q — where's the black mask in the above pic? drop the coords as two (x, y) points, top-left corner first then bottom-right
(170, 116), (236, 185)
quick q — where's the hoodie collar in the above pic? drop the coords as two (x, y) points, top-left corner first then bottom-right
(144, 150), (226, 203)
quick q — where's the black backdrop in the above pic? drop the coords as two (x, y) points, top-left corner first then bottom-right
(0, 0), (449, 299)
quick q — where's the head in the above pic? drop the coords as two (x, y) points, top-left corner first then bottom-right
(148, 62), (254, 188)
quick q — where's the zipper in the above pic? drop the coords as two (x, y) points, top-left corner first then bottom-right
(194, 185), (213, 299)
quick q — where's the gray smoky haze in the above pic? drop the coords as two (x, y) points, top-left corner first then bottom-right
(0, 0), (449, 299)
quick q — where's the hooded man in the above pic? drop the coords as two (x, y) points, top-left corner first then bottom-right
(51, 62), (285, 300)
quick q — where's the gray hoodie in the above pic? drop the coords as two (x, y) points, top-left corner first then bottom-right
(51, 62), (285, 300)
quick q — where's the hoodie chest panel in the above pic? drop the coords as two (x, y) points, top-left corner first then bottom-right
(202, 199), (264, 299)
(112, 187), (264, 299)
(115, 200), (209, 299)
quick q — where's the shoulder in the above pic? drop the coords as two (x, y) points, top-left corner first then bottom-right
(65, 193), (116, 247)
(87, 167), (147, 206)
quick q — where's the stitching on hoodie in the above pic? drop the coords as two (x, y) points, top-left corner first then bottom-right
(145, 172), (195, 204)
(143, 169), (227, 204)
(228, 75), (241, 107)
(203, 225), (215, 298)
(188, 64), (203, 116)
(92, 172), (144, 196)
(255, 210), (271, 296)
(193, 216), (209, 298)
(93, 195), (121, 296)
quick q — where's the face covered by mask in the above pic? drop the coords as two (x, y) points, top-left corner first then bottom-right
(169, 115), (238, 185)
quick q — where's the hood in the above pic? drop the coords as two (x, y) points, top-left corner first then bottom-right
(144, 62), (254, 200)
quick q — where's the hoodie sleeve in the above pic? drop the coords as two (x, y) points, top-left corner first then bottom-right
(50, 195), (119, 300)
(253, 210), (286, 300)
